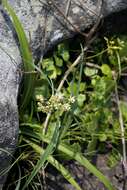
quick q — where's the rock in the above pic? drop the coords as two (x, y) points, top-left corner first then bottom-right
(0, 6), (21, 188)
(0, 0), (127, 188)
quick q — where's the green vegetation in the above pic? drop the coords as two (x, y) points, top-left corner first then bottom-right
(2, 0), (127, 190)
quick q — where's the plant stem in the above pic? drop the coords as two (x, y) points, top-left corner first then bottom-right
(114, 78), (127, 176)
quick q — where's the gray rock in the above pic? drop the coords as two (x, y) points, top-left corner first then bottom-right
(0, 0), (127, 188)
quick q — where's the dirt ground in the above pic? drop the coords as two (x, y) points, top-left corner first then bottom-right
(45, 154), (127, 190)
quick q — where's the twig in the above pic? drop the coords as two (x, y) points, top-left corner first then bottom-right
(114, 75), (127, 177)
(85, 62), (101, 70)
(121, 73), (127, 76)
(47, 0), (88, 38)
(74, 0), (101, 18)
(65, 0), (71, 17)
(43, 111), (52, 134)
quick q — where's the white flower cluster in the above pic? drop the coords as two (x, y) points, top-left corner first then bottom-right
(36, 93), (75, 114)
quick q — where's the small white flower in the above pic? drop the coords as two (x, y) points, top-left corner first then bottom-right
(63, 103), (71, 111)
(69, 96), (75, 103)
(36, 95), (44, 103)
(56, 92), (64, 101)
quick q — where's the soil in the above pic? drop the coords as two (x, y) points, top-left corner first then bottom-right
(45, 154), (127, 190)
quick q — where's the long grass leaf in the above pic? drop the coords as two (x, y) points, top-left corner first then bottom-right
(59, 144), (115, 190)
(15, 164), (21, 190)
(23, 138), (82, 190)
(21, 129), (115, 190)
(2, 0), (36, 112)
(22, 122), (62, 189)
(38, 135), (115, 190)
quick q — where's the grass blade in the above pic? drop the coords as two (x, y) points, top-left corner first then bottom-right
(2, 0), (36, 112)
(23, 138), (82, 190)
(38, 135), (115, 190)
(21, 128), (115, 190)
(22, 122), (62, 189)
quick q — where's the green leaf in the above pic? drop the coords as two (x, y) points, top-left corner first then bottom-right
(57, 43), (70, 62)
(79, 83), (86, 92)
(42, 58), (54, 69)
(99, 134), (107, 142)
(120, 101), (127, 122)
(49, 68), (57, 79)
(68, 83), (85, 96)
(108, 55), (117, 66)
(56, 67), (62, 75)
(84, 67), (98, 77)
(67, 83), (78, 95)
(54, 54), (63, 67)
(101, 64), (112, 77)
(107, 150), (120, 168)
(77, 94), (86, 107)
(74, 107), (81, 116)
(71, 143), (81, 153)
(42, 58), (58, 79)
(118, 36), (127, 59)
(34, 85), (49, 99)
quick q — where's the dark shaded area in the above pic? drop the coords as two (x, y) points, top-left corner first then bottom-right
(100, 9), (127, 36)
